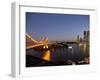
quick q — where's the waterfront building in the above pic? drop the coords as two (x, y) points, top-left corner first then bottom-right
(83, 30), (89, 42)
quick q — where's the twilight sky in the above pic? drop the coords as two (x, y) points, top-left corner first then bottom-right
(26, 12), (89, 41)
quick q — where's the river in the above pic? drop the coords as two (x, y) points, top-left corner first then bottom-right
(26, 44), (88, 67)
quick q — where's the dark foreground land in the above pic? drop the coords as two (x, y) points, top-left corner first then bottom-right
(26, 55), (89, 67)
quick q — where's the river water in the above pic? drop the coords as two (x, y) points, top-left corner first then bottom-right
(26, 44), (87, 67)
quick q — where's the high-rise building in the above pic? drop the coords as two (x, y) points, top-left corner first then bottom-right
(77, 35), (80, 43)
(83, 30), (89, 42)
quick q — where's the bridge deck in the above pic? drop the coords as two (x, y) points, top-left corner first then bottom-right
(26, 44), (44, 49)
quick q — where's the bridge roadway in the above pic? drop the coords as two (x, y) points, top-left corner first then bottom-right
(26, 41), (78, 50)
(26, 43), (48, 49)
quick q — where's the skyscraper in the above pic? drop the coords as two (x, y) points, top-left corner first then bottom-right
(83, 30), (89, 42)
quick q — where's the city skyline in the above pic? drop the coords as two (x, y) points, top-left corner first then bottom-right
(26, 12), (89, 41)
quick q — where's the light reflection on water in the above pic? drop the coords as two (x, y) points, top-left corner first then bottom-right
(42, 50), (51, 61)
(26, 44), (89, 62)
(26, 43), (90, 67)
(79, 43), (89, 57)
